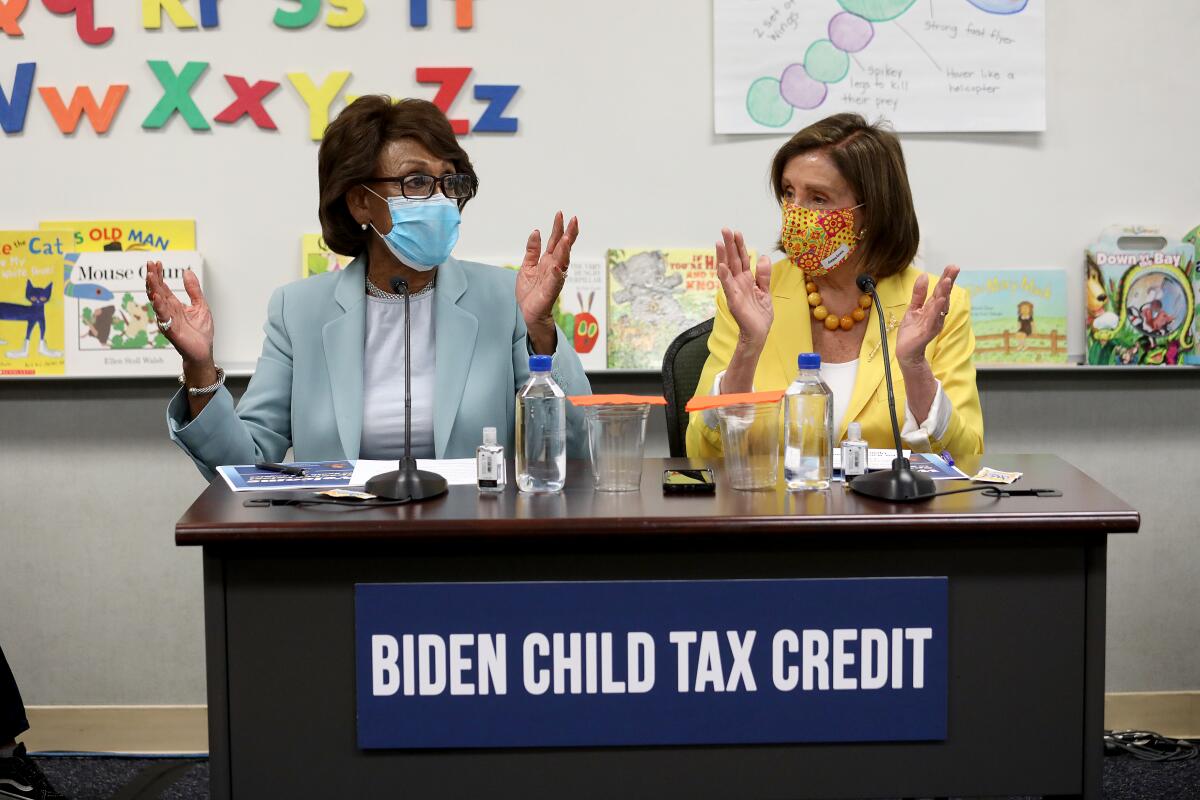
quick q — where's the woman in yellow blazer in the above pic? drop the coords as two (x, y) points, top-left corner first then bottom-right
(687, 114), (983, 458)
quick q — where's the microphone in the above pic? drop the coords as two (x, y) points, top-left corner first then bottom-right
(364, 276), (448, 502)
(846, 273), (937, 502)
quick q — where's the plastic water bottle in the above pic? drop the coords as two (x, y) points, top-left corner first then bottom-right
(783, 352), (834, 491)
(515, 355), (567, 493)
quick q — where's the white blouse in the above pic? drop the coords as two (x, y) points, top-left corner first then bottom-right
(359, 290), (437, 459)
(819, 359), (859, 434)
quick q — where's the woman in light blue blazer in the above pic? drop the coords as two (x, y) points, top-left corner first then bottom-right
(146, 96), (591, 480)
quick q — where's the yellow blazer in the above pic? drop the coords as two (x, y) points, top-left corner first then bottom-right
(686, 260), (984, 458)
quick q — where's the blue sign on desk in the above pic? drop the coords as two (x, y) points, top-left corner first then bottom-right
(355, 577), (947, 749)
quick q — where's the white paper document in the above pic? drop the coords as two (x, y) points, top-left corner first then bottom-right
(350, 459), (479, 488)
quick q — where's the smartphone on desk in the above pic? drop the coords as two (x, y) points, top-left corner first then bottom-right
(662, 468), (716, 495)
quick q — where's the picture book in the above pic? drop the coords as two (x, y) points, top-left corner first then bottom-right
(40, 219), (196, 252)
(302, 234), (354, 278)
(1181, 223), (1200, 366)
(492, 257), (608, 371)
(0, 231), (70, 377)
(550, 259), (606, 371)
(62, 250), (203, 377)
(957, 268), (1069, 364)
(1085, 226), (1196, 366)
(607, 248), (740, 370)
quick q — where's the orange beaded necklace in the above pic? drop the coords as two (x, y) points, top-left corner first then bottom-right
(806, 280), (872, 332)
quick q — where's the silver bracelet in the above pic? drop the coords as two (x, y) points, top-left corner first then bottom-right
(179, 366), (226, 397)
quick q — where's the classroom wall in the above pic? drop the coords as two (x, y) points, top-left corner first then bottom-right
(0, 1), (1197, 365)
(2, 0), (1199, 706)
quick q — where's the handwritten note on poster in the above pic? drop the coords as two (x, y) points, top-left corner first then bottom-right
(714, 0), (1045, 134)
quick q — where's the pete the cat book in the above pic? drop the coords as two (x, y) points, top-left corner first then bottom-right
(0, 230), (70, 377)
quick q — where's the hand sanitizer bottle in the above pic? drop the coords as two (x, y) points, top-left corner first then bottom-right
(476, 427), (506, 493)
(841, 421), (868, 478)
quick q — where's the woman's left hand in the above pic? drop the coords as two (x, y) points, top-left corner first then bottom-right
(516, 211), (579, 352)
(895, 265), (960, 367)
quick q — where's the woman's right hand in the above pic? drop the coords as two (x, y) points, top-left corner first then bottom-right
(145, 261), (215, 370)
(716, 228), (774, 350)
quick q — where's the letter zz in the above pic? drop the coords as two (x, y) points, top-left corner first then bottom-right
(416, 68), (521, 136)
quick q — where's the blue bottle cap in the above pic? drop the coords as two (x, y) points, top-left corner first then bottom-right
(529, 355), (553, 372)
(798, 352), (821, 370)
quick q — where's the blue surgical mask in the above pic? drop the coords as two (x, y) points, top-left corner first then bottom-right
(364, 186), (461, 271)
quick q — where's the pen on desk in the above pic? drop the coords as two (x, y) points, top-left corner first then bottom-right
(940, 450), (955, 466)
(255, 461), (306, 476)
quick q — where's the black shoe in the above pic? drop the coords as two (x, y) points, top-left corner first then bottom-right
(0, 744), (68, 800)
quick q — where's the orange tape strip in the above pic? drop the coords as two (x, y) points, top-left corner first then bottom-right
(568, 394), (668, 407)
(684, 389), (785, 413)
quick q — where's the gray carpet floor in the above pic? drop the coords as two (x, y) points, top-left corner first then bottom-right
(33, 758), (208, 800)
(28, 752), (1200, 799)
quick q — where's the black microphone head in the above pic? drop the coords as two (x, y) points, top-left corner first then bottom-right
(855, 273), (876, 293)
(390, 277), (409, 295)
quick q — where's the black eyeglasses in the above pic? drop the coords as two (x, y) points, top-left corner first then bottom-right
(368, 173), (476, 200)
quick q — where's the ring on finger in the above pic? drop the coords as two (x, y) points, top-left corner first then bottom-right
(157, 316), (174, 332)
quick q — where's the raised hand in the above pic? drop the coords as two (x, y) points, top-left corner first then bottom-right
(515, 211), (579, 328)
(716, 228), (773, 349)
(896, 265), (960, 366)
(144, 261), (214, 368)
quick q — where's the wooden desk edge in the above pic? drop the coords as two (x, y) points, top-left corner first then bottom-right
(176, 509), (1141, 546)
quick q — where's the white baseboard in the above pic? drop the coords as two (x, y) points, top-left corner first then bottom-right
(23, 705), (207, 755)
(1105, 691), (1200, 739)
(17, 693), (1199, 754)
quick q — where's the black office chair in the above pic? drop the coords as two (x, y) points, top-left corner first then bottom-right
(661, 318), (714, 458)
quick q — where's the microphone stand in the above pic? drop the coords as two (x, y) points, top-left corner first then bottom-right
(365, 276), (448, 502)
(846, 274), (937, 503)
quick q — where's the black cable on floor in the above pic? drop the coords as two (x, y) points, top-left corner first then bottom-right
(1105, 730), (1199, 762)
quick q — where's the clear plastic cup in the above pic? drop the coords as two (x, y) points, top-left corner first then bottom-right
(585, 404), (651, 491)
(717, 400), (782, 491)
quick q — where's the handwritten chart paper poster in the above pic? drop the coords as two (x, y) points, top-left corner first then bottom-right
(714, 0), (1045, 134)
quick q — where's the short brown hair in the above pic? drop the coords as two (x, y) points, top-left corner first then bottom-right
(770, 114), (918, 279)
(318, 96), (478, 256)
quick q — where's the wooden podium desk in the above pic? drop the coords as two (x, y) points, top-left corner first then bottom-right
(176, 454), (1138, 800)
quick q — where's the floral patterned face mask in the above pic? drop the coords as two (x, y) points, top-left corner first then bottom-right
(781, 202), (864, 278)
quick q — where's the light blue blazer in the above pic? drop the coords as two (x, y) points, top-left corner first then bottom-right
(167, 256), (592, 480)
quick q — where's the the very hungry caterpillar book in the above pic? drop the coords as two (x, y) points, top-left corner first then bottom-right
(494, 257), (608, 371)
